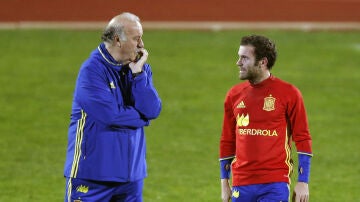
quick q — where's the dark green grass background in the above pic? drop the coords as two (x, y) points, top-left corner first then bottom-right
(0, 29), (359, 201)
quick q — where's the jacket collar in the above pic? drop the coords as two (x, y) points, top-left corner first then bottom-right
(97, 43), (123, 70)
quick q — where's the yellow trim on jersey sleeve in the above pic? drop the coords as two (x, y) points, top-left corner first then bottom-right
(284, 129), (293, 183)
(70, 110), (87, 178)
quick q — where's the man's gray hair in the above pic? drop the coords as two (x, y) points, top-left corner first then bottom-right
(101, 12), (140, 43)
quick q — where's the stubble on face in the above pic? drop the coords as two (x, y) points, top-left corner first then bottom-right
(237, 45), (260, 81)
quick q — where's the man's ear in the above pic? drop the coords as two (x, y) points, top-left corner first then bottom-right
(261, 57), (268, 67)
(114, 35), (122, 47)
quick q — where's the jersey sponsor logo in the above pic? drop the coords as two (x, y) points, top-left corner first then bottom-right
(236, 101), (246, 108)
(232, 190), (240, 198)
(110, 81), (116, 89)
(263, 94), (276, 111)
(236, 113), (249, 127)
(238, 128), (278, 136)
(76, 185), (89, 193)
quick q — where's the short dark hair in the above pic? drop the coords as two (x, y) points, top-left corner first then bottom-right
(101, 25), (126, 43)
(240, 35), (277, 69)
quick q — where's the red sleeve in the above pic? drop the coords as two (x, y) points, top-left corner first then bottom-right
(287, 87), (312, 155)
(219, 90), (237, 159)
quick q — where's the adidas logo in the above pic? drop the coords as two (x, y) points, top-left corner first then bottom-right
(110, 81), (116, 89)
(236, 101), (246, 108)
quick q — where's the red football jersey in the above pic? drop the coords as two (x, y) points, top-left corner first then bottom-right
(219, 75), (312, 186)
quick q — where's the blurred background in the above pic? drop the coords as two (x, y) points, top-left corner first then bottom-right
(0, 0), (359, 201)
(1, 0), (360, 29)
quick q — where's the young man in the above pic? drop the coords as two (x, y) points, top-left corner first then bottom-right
(219, 35), (312, 202)
(64, 12), (161, 202)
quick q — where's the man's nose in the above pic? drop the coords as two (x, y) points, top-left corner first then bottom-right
(138, 38), (144, 48)
(236, 59), (242, 66)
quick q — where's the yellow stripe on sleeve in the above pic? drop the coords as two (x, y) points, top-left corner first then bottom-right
(70, 110), (87, 178)
(284, 129), (293, 184)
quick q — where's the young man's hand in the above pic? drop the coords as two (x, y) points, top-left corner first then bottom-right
(292, 182), (309, 202)
(221, 179), (231, 202)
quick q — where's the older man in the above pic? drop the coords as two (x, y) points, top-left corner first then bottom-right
(64, 12), (161, 202)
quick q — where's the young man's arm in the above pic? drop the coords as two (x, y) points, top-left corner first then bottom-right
(292, 153), (312, 202)
(221, 178), (232, 202)
(220, 157), (234, 202)
(219, 91), (236, 202)
(287, 86), (313, 202)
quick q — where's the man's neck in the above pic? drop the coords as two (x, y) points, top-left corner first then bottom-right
(249, 71), (271, 85)
(104, 42), (127, 64)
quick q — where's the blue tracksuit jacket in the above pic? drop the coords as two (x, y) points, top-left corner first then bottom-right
(64, 43), (162, 182)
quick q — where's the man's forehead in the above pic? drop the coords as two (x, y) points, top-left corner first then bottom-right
(125, 21), (143, 36)
(238, 45), (255, 55)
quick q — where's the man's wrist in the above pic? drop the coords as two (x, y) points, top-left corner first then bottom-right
(298, 153), (312, 183)
(132, 71), (143, 78)
(220, 158), (233, 179)
(221, 178), (230, 187)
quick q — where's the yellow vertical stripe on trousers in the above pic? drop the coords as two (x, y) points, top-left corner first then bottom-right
(70, 110), (87, 178)
(67, 178), (73, 202)
(284, 129), (293, 183)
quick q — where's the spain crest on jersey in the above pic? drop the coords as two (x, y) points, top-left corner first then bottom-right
(263, 95), (276, 111)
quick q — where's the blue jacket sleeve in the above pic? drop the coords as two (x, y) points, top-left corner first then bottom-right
(131, 64), (162, 120)
(75, 63), (149, 128)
